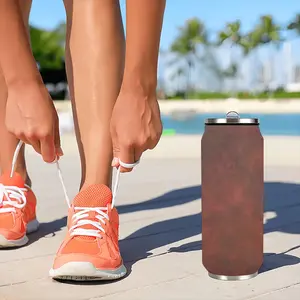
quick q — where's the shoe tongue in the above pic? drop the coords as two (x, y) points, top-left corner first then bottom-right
(73, 184), (112, 208)
(72, 184), (112, 241)
(0, 172), (25, 188)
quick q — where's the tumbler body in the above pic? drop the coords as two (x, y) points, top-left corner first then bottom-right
(201, 112), (264, 281)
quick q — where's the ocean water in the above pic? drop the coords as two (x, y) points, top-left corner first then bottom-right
(161, 113), (300, 136)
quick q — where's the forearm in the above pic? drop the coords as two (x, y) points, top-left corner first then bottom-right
(123, 0), (166, 92)
(0, 0), (41, 86)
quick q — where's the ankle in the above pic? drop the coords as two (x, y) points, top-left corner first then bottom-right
(25, 175), (32, 187)
(1, 168), (32, 187)
(17, 169), (32, 187)
(80, 179), (112, 192)
(15, 170), (32, 187)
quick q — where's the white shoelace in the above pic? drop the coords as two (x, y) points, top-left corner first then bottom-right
(0, 184), (28, 213)
(69, 207), (109, 238)
(0, 142), (29, 213)
(5, 141), (139, 238)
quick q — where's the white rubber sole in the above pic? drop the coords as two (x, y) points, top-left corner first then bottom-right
(49, 262), (127, 281)
(0, 219), (39, 248)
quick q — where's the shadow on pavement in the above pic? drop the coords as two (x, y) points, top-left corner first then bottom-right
(29, 186), (202, 245)
(167, 242), (300, 274)
(120, 182), (300, 275)
(260, 249), (300, 274)
(27, 216), (67, 246)
(118, 186), (201, 214)
(29, 182), (300, 281)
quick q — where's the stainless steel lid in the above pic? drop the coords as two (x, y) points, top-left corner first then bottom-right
(206, 111), (259, 124)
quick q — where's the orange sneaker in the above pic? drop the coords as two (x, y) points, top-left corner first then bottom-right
(49, 184), (126, 281)
(0, 172), (39, 248)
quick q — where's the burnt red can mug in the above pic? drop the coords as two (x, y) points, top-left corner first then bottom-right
(201, 111), (264, 281)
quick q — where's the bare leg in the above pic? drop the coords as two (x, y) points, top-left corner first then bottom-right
(0, 0), (32, 184)
(63, 0), (125, 189)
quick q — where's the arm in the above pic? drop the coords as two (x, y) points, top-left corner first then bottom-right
(0, 0), (41, 86)
(111, 0), (165, 171)
(0, 0), (61, 162)
(122, 0), (166, 93)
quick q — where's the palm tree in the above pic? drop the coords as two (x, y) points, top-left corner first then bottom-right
(170, 67), (186, 96)
(286, 14), (300, 83)
(169, 18), (208, 98)
(217, 20), (251, 96)
(287, 14), (300, 36)
(250, 15), (282, 95)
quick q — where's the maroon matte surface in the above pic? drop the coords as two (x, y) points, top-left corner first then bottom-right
(201, 125), (264, 276)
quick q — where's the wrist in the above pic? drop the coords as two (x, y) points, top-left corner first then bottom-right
(122, 70), (157, 97)
(1, 52), (42, 88)
(7, 77), (47, 103)
(121, 78), (157, 99)
(6, 75), (44, 91)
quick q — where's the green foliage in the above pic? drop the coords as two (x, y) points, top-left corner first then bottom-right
(249, 15), (282, 48)
(30, 23), (65, 71)
(287, 13), (300, 35)
(166, 91), (300, 100)
(217, 20), (252, 55)
(218, 20), (241, 44)
(169, 18), (209, 98)
(167, 14), (300, 99)
(170, 18), (208, 55)
(29, 13), (300, 102)
(216, 20), (246, 80)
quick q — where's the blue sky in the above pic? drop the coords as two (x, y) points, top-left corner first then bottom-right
(30, 0), (300, 50)
(29, 1), (300, 91)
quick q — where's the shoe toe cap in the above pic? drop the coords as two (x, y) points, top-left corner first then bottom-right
(52, 252), (122, 270)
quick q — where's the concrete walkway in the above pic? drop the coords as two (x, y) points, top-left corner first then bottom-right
(0, 134), (299, 300)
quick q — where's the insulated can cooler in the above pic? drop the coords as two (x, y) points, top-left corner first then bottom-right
(201, 111), (264, 281)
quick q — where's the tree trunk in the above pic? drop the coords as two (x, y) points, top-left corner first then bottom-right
(185, 59), (193, 99)
(230, 43), (237, 98)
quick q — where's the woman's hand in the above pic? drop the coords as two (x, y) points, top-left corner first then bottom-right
(5, 80), (62, 163)
(110, 88), (162, 172)
(110, 0), (166, 172)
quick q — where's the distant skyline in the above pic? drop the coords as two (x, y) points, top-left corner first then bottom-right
(30, 0), (300, 50)
(29, 1), (300, 92)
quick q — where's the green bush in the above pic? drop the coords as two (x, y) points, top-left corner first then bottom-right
(165, 91), (300, 100)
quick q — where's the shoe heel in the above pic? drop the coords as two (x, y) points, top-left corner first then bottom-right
(27, 219), (39, 234)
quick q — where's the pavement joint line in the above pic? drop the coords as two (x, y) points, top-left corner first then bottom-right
(0, 274), (196, 300)
(118, 198), (201, 213)
(122, 224), (201, 242)
(243, 281), (300, 300)
(0, 224), (200, 265)
(1, 218), (297, 266)
(0, 255), (195, 293)
(87, 274), (196, 300)
(121, 213), (181, 224)
(280, 245), (300, 255)
(0, 280), (30, 288)
(0, 277), (49, 290)
(0, 253), (53, 265)
(123, 247), (187, 264)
